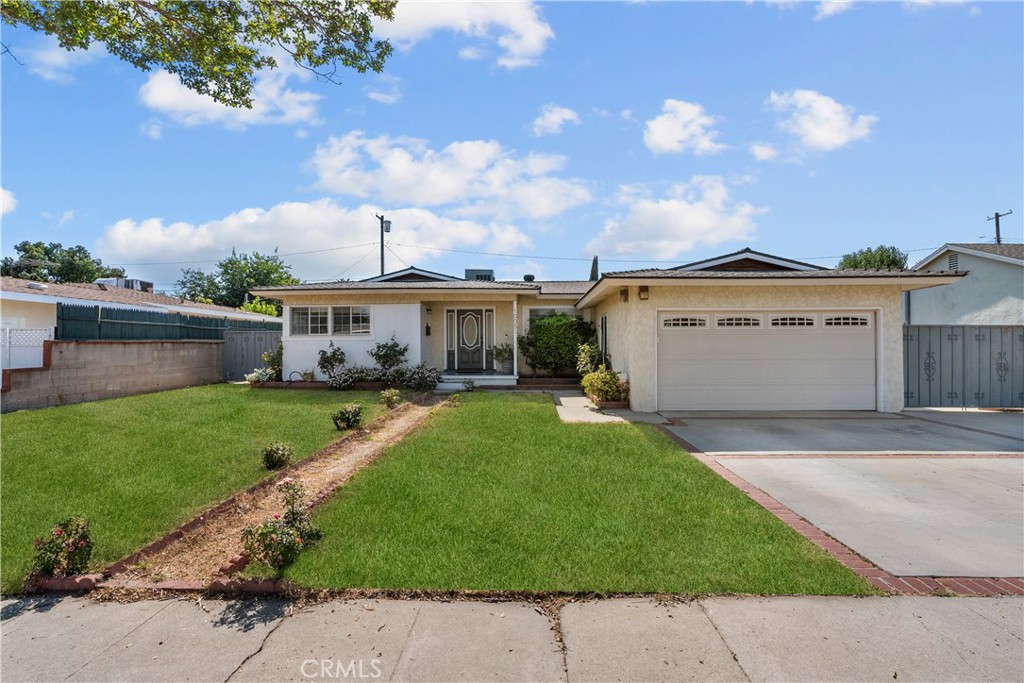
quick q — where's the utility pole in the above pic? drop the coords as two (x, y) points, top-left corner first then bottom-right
(986, 209), (1012, 245)
(375, 214), (391, 276)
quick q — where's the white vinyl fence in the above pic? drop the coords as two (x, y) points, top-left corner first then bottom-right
(1, 328), (53, 370)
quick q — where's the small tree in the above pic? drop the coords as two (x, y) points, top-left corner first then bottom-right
(517, 314), (596, 377)
(838, 245), (908, 270)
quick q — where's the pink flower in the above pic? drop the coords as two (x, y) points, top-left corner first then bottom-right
(53, 529), (63, 536)
(273, 514), (281, 519)
(78, 541), (86, 548)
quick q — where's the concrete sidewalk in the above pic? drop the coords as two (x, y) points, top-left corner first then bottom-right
(2, 595), (1021, 682)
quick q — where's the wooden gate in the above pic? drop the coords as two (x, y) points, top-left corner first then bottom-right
(224, 330), (281, 381)
(904, 325), (1024, 408)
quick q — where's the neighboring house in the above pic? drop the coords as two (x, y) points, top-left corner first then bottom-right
(254, 248), (960, 413)
(0, 276), (279, 369)
(907, 243), (1024, 325)
(903, 243), (1023, 409)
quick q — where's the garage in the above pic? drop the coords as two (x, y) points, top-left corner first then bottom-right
(656, 310), (877, 411)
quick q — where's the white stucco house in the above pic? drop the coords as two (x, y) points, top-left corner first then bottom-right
(906, 243), (1024, 325)
(253, 249), (960, 413)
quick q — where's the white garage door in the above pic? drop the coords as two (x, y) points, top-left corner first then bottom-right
(657, 311), (877, 411)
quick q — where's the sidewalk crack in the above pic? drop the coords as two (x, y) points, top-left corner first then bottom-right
(698, 600), (752, 682)
(225, 609), (287, 682)
(388, 603), (422, 681)
(63, 598), (174, 680)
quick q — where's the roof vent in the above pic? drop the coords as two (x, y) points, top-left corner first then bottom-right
(523, 274), (535, 282)
(26, 281), (48, 291)
(948, 253), (959, 271)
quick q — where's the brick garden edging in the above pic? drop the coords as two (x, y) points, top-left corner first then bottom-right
(658, 426), (1024, 598)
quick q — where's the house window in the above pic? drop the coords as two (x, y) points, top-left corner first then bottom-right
(332, 306), (371, 335)
(290, 306), (328, 335)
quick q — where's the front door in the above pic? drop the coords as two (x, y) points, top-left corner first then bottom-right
(457, 309), (484, 370)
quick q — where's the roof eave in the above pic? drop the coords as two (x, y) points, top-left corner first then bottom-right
(913, 244), (1024, 270)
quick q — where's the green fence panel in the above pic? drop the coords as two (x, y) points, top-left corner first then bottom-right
(57, 303), (282, 341)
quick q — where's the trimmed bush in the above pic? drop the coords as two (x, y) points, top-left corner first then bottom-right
(368, 334), (408, 371)
(518, 314), (596, 377)
(262, 442), (293, 470)
(380, 388), (402, 409)
(32, 516), (93, 577)
(582, 365), (628, 402)
(332, 403), (363, 430)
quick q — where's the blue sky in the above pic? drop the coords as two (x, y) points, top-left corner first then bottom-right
(2, 1), (1021, 289)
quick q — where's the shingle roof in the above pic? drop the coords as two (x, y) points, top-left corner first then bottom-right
(500, 280), (593, 296)
(0, 276), (261, 317)
(599, 268), (960, 279)
(949, 243), (1024, 261)
(252, 280), (539, 292)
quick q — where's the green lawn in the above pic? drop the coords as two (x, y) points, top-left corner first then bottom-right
(284, 393), (873, 595)
(0, 384), (383, 593)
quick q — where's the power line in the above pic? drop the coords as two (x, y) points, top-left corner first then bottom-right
(108, 241), (377, 266)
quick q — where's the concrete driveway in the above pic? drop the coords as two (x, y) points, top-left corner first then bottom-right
(665, 410), (1024, 577)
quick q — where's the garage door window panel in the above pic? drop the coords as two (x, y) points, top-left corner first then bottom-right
(716, 315), (762, 328)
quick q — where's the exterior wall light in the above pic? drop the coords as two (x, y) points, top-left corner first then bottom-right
(620, 288), (629, 302)
(638, 286), (650, 300)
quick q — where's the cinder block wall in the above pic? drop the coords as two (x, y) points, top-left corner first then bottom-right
(1, 341), (224, 413)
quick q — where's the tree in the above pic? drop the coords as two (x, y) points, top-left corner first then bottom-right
(1, 241), (125, 283)
(837, 245), (908, 270)
(589, 255), (599, 281)
(175, 249), (298, 309)
(239, 296), (279, 317)
(1, 1), (396, 109)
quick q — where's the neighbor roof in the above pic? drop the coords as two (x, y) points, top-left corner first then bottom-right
(500, 280), (593, 296)
(253, 280), (539, 293)
(913, 243), (1024, 270)
(671, 247), (825, 272)
(0, 276), (275, 321)
(361, 266), (461, 282)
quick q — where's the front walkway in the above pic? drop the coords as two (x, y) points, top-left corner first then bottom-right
(2, 594), (1020, 682)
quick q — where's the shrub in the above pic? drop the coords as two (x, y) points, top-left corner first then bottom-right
(462, 378), (476, 392)
(299, 368), (316, 382)
(261, 341), (283, 381)
(518, 314), (596, 377)
(332, 403), (362, 430)
(492, 342), (515, 362)
(402, 363), (442, 391)
(32, 516), (93, 577)
(317, 341), (347, 381)
(262, 442), (293, 470)
(245, 367), (275, 384)
(241, 520), (304, 572)
(448, 393), (462, 407)
(582, 365), (628, 402)
(368, 334), (408, 371)
(277, 478), (322, 545)
(380, 388), (402, 409)
(576, 342), (600, 376)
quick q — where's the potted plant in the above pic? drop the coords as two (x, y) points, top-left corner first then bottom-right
(492, 342), (515, 374)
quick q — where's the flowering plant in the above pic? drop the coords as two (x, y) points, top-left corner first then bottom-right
(32, 516), (93, 576)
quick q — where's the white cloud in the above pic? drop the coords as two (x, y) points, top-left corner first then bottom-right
(95, 199), (533, 284)
(1, 188), (17, 216)
(139, 119), (163, 140)
(364, 74), (402, 105)
(383, 2), (554, 68)
(58, 210), (74, 226)
(458, 46), (485, 60)
(308, 132), (592, 221)
(532, 104), (581, 137)
(814, 1), (855, 19)
(643, 100), (728, 155)
(138, 58), (321, 130)
(768, 89), (878, 151)
(749, 142), (779, 161)
(620, 109), (634, 122)
(585, 176), (765, 258)
(24, 37), (103, 82)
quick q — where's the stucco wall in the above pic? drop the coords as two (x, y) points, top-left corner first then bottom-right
(0, 299), (57, 329)
(585, 284), (904, 413)
(909, 255), (1023, 325)
(1, 340), (223, 413)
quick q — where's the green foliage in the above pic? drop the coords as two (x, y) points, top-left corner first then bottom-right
(1, 0), (396, 109)
(380, 388), (402, 410)
(32, 516), (93, 577)
(262, 442), (293, 470)
(277, 478), (322, 545)
(576, 342), (600, 376)
(316, 341), (347, 382)
(238, 296), (279, 317)
(589, 255), (599, 281)
(176, 268), (221, 304)
(400, 363), (442, 392)
(462, 378), (476, 392)
(368, 334), (408, 371)
(245, 367), (275, 384)
(332, 403), (363, 430)
(175, 250), (297, 308)
(241, 520), (305, 572)
(0, 241), (125, 283)
(582, 365), (629, 402)
(491, 342), (515, 362)
(447, 393), (462, 407)
(517, 314), (596, 377)
(261, 341), (283, 381)
(837, 245), (908, 270)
